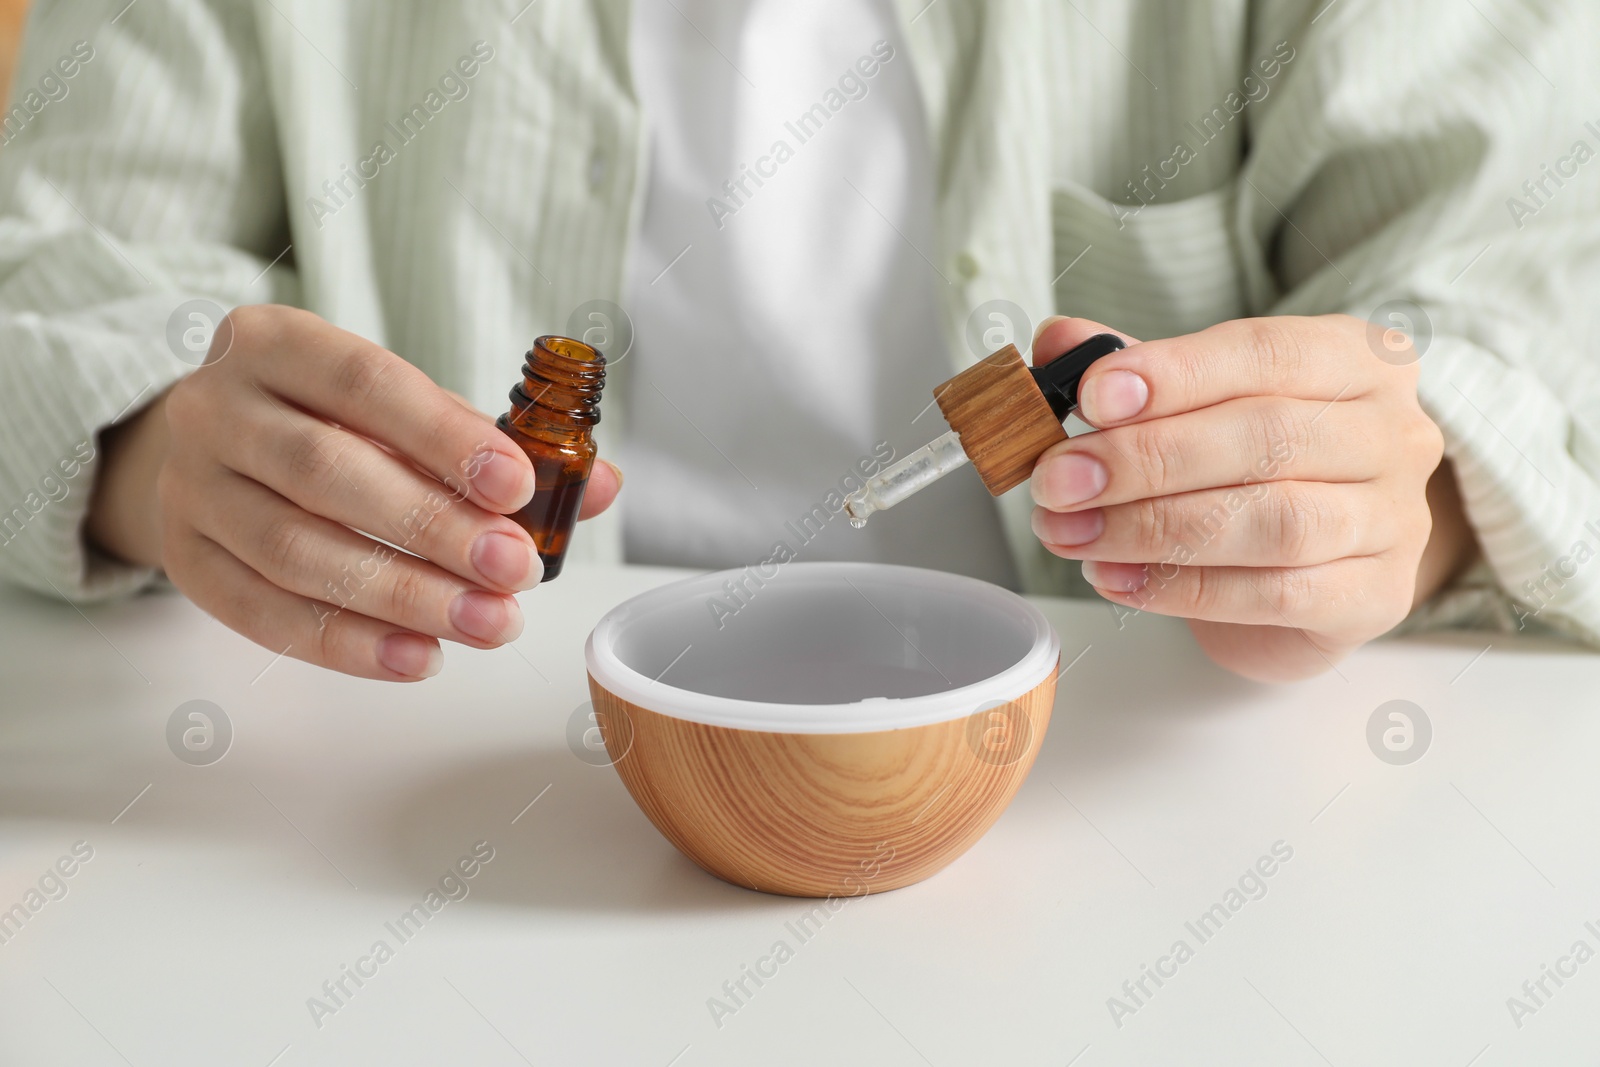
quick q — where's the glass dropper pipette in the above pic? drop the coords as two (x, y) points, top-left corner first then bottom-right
(844, 333), (1126, 526)
(843, 429), (969, 527)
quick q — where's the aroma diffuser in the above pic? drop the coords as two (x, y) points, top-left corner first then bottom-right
(584, 562), (1059, 897)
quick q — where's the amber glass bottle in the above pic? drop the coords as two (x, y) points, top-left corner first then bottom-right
(495, 335), (606, 581)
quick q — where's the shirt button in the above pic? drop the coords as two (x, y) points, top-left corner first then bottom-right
(587, 150), (608, 191)
(955, 251), (980, 279)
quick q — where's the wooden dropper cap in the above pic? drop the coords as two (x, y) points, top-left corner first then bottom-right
(932, 333), (1126, 495)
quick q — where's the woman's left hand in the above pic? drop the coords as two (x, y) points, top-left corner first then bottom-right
(1029, 314), (1448, 682)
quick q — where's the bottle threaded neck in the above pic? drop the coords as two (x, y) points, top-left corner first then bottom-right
(510, 334), (606, 428)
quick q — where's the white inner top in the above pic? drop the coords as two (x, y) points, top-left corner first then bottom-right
(585, 563), (1058, 733)
(619, 0), (1019, 589)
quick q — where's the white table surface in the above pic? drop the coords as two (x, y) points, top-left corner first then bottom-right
(1, 563), (1597, 1066)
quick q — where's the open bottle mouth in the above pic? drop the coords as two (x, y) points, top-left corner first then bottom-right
(585, 562), (1059, 734)
(535, 335), (603, 364)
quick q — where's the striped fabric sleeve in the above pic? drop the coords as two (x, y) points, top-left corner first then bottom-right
(1243, 0), (1600, 644)
(0, 0), (296, 601)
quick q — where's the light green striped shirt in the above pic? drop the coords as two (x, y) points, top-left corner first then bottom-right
(2, 0), (1598, 647)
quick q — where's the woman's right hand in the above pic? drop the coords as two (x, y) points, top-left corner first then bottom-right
(86, 304), (622, 681)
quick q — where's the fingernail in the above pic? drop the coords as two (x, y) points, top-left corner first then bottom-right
(472, 530), (544, 591)
(450, 590), (524, 645)
(1031, 452), (1108, 508)
(378, 633), (443, 679)
(1080, 369), (1149, 424)
(1031, 314), (1068, 347)
(600, 458), (625, 490)
(1031, 507), (1105, 547)
(1082, 560), (1148, 593)
(471, 451), (534, 510)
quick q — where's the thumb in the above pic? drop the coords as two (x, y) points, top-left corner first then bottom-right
(577, 458), (624, 521)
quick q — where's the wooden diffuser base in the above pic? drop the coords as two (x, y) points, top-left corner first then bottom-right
(587, 672), (1057, 898)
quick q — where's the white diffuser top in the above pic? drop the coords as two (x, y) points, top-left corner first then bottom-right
(585, 562), (1059, 733)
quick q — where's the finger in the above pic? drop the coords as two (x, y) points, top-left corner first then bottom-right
(210, 393), (545, 593)
(1033, 482), (1394, 568)
(190, 468), (524, 649)
(1072, 315), (1389, 428)
(442, 388), (495, 424)
(1079, 556), (1409, 635)
(578, 458), (624, 520)
(228, 305), (535, 512)
(1031, 315), (1141, 365)
(1031, 395), (1376, 511)
(165, 526), (444, 682)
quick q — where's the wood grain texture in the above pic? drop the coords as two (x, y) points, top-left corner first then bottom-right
(588, 671), (1057, 897)
(0, 0), (30, 115)
(933, 343), (1066, 495)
